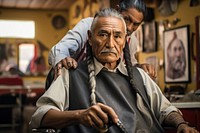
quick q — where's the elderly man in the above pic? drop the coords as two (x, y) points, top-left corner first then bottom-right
(31, 9), (198, 133)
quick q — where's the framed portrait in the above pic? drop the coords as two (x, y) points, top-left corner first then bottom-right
(164, 25), (190, 83)
(142, 21), (157, 53)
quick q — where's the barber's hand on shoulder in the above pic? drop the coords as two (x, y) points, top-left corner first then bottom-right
(177, 123), (199, 133)
(78, 103), (119, 132)
(54, 57), (78, 80)
(137, 63), (157, 80)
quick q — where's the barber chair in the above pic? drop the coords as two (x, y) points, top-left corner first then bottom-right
(32, 128), (59, 133)
(32, 68), (177, 133)
(45, 68), (54, 90)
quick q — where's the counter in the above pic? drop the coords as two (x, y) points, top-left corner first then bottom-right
(172, 102), (200, 108)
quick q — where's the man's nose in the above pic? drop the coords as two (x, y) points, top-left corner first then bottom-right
(175, 50), (182, 57)
(106, 35), (115, 47)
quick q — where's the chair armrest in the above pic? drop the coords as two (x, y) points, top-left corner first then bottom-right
(32, 128), (60, 133)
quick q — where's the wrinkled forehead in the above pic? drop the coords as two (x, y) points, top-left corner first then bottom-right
(92, 16), (126, 33)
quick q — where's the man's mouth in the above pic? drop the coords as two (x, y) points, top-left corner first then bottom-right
(100, 49), (117, 56)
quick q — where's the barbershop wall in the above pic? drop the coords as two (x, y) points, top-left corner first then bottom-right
(68, 0), (110, 29)
(0, 9), (68, 84)
(138, 0), (200, 92)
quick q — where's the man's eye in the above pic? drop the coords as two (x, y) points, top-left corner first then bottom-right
(114, 35), (121, 39)
(101, 34), (107, 36)
(133, 22), (141, 26)
(99, 33), (108, 38)
(124, 17), (131, 24)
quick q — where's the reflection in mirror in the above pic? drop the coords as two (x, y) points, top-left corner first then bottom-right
(19, 43), (35, 75)
(19, 42), (49, 76)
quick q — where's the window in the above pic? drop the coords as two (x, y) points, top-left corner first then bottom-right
(0, 20), (35, 39)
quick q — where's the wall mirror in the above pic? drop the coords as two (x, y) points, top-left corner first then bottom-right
(18, 42), (49, 77)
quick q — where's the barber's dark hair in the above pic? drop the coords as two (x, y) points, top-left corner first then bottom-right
(119, 0), (147, 20)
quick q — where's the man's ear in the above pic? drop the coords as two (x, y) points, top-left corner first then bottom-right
(87, 30), (92, 46)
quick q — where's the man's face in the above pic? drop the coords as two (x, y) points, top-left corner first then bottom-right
(88, 17), (126, 64)
(120, 7), (144, 36)
(170, 39), (185, 71)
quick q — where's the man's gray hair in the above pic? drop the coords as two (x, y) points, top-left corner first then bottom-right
(90, 8), (126, 34)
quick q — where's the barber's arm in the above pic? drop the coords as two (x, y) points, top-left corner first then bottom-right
(135, 63), (157, 80)
(48, 17), (93, 67)
(48, 17), (93, 79)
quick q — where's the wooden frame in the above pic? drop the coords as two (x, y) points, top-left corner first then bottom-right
(195, 16), (200, 89)
(164, 25), (190, 83)
(142, 21), (157, 53)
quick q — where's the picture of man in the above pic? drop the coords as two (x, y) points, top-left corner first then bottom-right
(166, 32), (186, 79)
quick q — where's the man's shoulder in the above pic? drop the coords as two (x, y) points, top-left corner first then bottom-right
(68, 61), (88, 72)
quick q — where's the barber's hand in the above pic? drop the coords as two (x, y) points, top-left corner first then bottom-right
(177, 124), (199, 133)
(54, 57), (78, 80)
(78, 103), (119, 132)
(137, 63), (157, 80)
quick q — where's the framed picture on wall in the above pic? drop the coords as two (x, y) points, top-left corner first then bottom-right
(164, 25), (190, 83)
(142, 21), (157, 53)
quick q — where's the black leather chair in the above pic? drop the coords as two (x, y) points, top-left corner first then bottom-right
(45, 68), (54, 90)
(32, 128), (59, 133)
